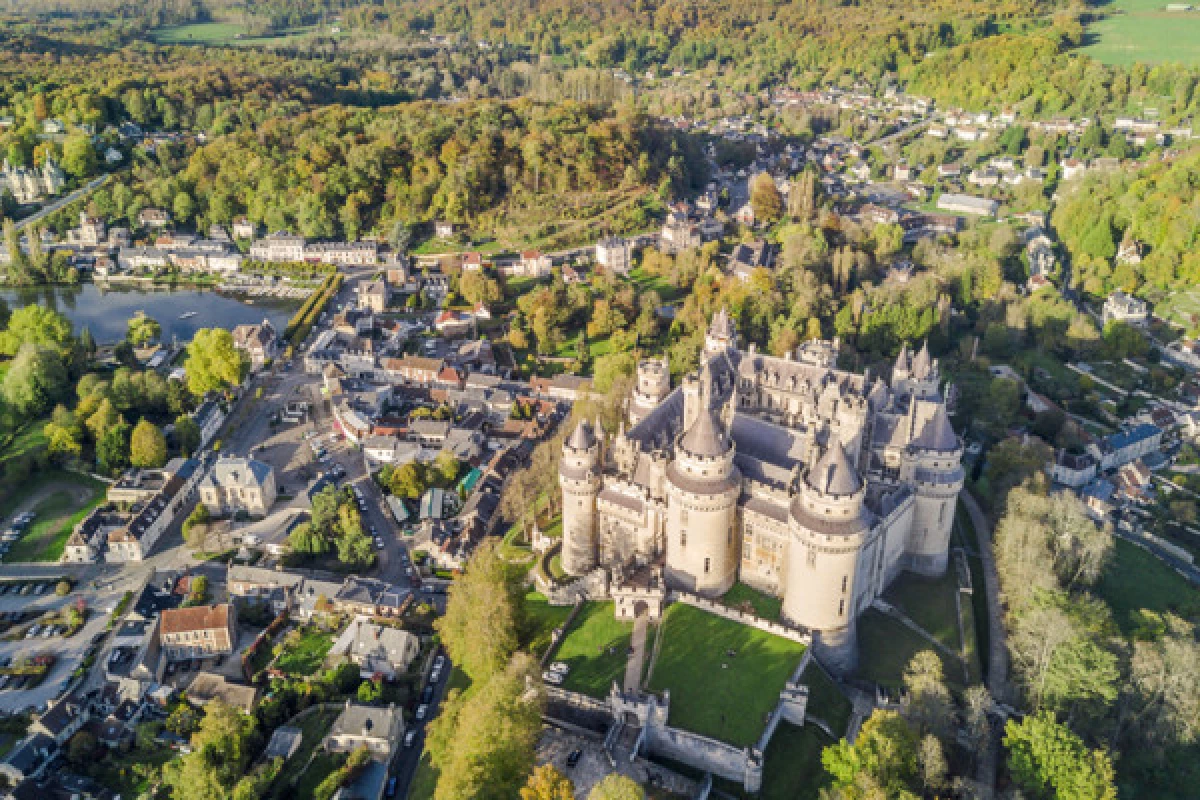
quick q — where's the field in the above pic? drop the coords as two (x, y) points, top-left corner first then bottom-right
(552, 601), (632, 697)
(150, 22), (330, 48)
(1096, 537), (1200, 635)
(720, 582), (783, 622)
(0, 471), (107, 563)
(1083, 0), (1200, 66)
(646, 603), (807, 747)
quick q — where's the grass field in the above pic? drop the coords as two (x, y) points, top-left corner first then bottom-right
(521, 590), (573, 658)
(885, 569), (963, 656)
(0, 419), (48, 469)
(856, 608), (962, 691)
(0, 471), (107, 563)
(1096, 537), (1200, 635)
(150, 22), (329, 47)
(1083, 0), (1200, 65)
(275, 629), (334, 676)
(720, 581), (783, 622)
(647, 603), (807, 747)
(554, 601), (632, 697)
(798, 660), (852, 737)
(1153, 288), (1200, 331)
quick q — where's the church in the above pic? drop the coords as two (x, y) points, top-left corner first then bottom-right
(559, 310), (964, 671)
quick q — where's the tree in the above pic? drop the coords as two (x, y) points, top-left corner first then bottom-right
(427, 655), (543, 800)
(45, 405), (83, 462)
(162, 700), (259, 800)
(901, 650), (954, 741)
(130, 418), (168, 468)
(55, 580), (71, 597)
(175, 414), (201, 456)
(61, 133), (98, 178)
(336, 526), (375, 568)
(288, 521), (329, 555)
(127, 312), (162, 346)
(1, 344), (69, 416)
(357, 679), (383, 704)
(66, 730), (99, 765)
(1003, 711), (1117, 800)
(916, 733), (947, 794)
(521, 764), (576, 800)
(435, 541), (521, 683)
(0, 304), (73, 356)
(873, 223), (904, 260)
(749, 172), (783, 225)
(185, 328), (249, 396)
(587, 774), (644, 800)
(822, 710), (919, 798)
(97, 420), (132, 473)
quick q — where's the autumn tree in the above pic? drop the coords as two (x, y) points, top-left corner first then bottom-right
(185, 328), (249, 396)
(588, 774), (645, 800)
(130, 418), (168, 468)
(435, 541), (521, 683)
(521, 764), (575, 800)
(750, 172), (783, 226)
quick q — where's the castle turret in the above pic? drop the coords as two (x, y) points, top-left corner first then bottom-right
(630, 356), (671, 425)
(892, 340), (940, 398)
(900, 402), (964, 576)
(559, 420), (601, 576)
(783, 438), (871, 673)
(664, 377), (741, 596)
(704, 308), (737, 360)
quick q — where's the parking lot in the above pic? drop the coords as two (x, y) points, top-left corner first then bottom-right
(0, 574), (136, 713)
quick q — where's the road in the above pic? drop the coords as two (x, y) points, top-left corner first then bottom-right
(393, 654), (454, 800)
(16, 175), (109, 231)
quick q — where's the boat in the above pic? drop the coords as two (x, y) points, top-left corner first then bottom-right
(179, 311), (198, 319)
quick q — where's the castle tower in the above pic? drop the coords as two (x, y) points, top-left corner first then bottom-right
(559, 420), (601, 576)
(664, 376), (741, 596)
(892, 340), (940, 398)
(900, 402), (964, 576)
(782, 438), (871, 673)
(630, 356), (671, 426)
(704, 308), (737, 360)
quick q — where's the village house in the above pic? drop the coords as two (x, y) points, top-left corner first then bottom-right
(357, 277), (389, 313)
(198, 455), (277, 517)
(138, 208), (171, 229)
(327, 617), (421, 680)
(232, 217), (257, 240)
(1102, 291), (1149, 326)
(231, 319), (280, 371)
(595, 236), (632, 274)
(158, 604), (237, 662)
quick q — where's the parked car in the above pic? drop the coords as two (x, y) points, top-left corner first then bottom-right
(404, 729), (417, 748)
(542, 670), (564, 686)
(549, 662), (570, 675)
(416, 704), (428, 720)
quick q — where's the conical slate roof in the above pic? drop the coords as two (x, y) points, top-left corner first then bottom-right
(911, 341), (932, 380)
(910, 404), (959, 452)
(807, 439), (863, 496)
(894, 342), (911, 375)
(566, 420), (594, 451)
(679, 407), (731, 458)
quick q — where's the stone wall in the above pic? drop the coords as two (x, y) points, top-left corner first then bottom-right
(645, 724), (755, 788)
(667, 591), (812, 646)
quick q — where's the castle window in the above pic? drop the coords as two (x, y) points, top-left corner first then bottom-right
(681, 531), (687, 548)
(841, 576), (848, 592)
(938, 503), (946, 526)
(806, 548), (817, 569)
(704, 557), (711, 574)
(838, 599), (845, 616)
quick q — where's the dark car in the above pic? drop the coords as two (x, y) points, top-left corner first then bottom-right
(422, 685), (433, 703)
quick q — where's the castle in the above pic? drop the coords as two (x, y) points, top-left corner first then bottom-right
(0, 158), (66, 205)
(559, 310), (964, 672)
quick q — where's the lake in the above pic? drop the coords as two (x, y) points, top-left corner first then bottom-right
(0, 284), (298, 344)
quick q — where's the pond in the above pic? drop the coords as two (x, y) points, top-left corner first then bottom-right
(0, 283), (298, 344)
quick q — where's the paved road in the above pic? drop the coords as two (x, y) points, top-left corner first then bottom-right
(393, 654), (453, 800)
(16, 175), (108, 231)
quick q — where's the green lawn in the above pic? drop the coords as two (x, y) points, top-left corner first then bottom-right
(150, 22), (249, 44)
(554, 601), (632, 697)
(799, 660), (852, 737)
(647, 603), (807, 747)
(884, 569), (962, 655)
(759, 723), (834, 800)
(627, 266), (686, 305)
(856, 608), (962, 691)
(0, 418), (48, 469)
(1096, 537), (1200, 636)
(0, 471), (107, 563)
(520, 590), (573, 658)
(955, 507), (991, 684)
(1083, 0), (1200, 65)
(721, 582), (783, 622)
(275, 629), (334, 676)
(408, 752), (438, 800)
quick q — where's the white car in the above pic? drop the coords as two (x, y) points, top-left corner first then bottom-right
(374, 539), (384, 550)
(549, 662), (570, 675)
(542, 670), (564, 686)
(404, 729), (417, 748)
(416, 704), (428, 720)
(433, 655), (446, 672)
